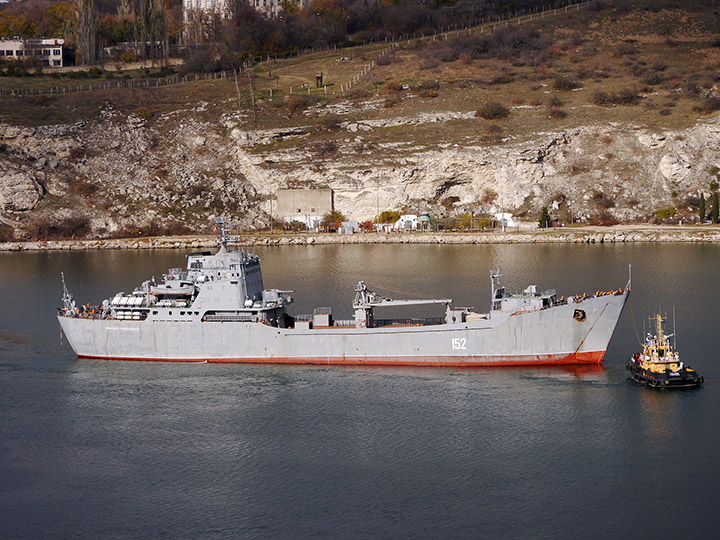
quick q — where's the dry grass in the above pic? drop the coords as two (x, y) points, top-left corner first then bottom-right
(0, 2), (717, 143)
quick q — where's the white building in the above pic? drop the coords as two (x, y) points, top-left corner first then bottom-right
(184, 0), (230, 20)
(183, 0), (305, 21)
(250, 0), (283, 17)
(394, 215), (419, 231)
(494, 213), (516, 228)
(0, 38), (64, 67)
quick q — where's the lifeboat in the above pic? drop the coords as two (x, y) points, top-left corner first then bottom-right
(150, 283), (195, 296)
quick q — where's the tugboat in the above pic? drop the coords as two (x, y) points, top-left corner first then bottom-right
(626, 313), (703, 388)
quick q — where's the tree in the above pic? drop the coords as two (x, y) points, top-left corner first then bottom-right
(699, 193), (706, 222)
(538, 206), (551, 229)
(712, 191), (719, 224)
(131, 0), (169, 64)
(359, 220), (374, 232)
(74, 0), (98, 65)
(322, 209), (346, 231)
(377, 210), (400, 224)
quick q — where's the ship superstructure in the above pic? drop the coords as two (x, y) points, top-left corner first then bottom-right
(57, 222), (630, 366)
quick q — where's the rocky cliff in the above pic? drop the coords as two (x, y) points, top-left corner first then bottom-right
(1, 103), (719, 238)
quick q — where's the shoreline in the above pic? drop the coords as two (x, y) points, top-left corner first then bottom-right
(3, 225), (720, 251)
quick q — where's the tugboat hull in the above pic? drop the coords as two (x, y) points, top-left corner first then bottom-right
(626, 358), (703, 388)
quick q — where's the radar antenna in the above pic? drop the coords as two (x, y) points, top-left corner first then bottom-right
(213, 218), (247, 254)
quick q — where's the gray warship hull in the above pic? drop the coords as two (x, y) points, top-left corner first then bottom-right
(58, 292), (627, 366)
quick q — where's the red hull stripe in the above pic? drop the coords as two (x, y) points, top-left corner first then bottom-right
(76, 350), (606, 366)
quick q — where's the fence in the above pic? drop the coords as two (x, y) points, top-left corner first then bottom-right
(0, 1), (590, 99)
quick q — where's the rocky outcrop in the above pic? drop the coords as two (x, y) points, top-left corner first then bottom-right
(1, 106), (719, 238)
(0, 168), (44, 212)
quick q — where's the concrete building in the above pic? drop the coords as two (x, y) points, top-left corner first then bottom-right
(0, 38), (64, 67)
(250, 0), (282, 17)
(183, 0), (231, 21)
(277, 188), (333, 230)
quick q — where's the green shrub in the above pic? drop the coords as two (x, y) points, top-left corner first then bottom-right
(378, 210), (401, 224)
(538, 206), (551, 228)
(322, 210), (346, 230)
(656, 207), (676, 220)
(135, 107), (153, 121)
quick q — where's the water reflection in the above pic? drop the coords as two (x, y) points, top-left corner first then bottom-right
(2, 244), (720, 539)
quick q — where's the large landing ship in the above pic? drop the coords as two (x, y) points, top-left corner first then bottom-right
(57, 223), (629, 366)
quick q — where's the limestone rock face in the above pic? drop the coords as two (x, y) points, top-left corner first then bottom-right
(0, 169), (44, 212)
(1, 107), (719, 234)
(658, 154), (692, 182)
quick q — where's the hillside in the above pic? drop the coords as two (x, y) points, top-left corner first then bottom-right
(1, 0), (720, 240)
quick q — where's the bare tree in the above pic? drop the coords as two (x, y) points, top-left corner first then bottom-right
(131, 0), (169, 64)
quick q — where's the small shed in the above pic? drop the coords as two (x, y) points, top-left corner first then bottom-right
(338, 221), (360, 234)
(394, 214), (419, 230)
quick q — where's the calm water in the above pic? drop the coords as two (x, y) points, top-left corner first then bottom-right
(1, 243), (719, 539)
